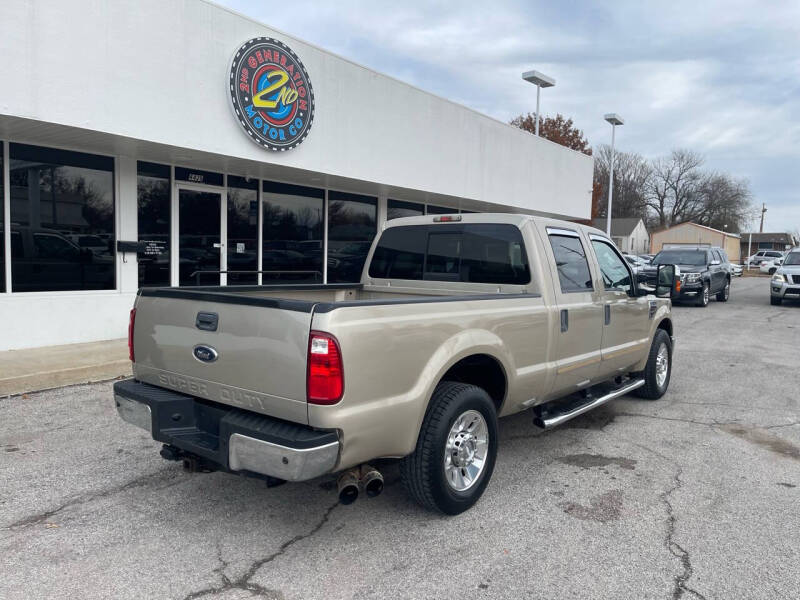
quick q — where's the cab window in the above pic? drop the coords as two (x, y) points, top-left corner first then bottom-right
(591, 240), (632, 293)
(548, 234), (593, 293)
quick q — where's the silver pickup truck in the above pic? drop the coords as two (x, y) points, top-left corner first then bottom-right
(115, 214), (677, 514)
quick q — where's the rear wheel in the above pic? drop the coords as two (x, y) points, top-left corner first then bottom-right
(769, 267), (777, 275)
(716, 278), (730, 302)
(634, 329), (672, 400)
(695, 282), (710, 307)
(771, 296), (782, 306)
(401, 381), (498, 515)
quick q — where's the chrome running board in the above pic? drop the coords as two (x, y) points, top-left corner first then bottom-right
(533, 378), (645, 429)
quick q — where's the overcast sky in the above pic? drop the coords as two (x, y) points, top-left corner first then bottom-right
(218, 0), (800, 233)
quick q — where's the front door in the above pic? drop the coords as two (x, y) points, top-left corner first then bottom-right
(589, 235), (651, 374)
(539, 225), (604, 395)
(177, 188), (224, 286)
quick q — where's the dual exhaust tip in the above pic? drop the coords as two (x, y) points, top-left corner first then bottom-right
(337, 464), (384, 505)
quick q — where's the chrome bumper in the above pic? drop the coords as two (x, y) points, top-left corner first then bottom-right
(228, 434), (339, 481)
(113, 380), (340, 482)
(115, 393), (152, 433)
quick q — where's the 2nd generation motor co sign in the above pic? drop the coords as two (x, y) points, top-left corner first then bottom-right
(229, 37), (315, 151)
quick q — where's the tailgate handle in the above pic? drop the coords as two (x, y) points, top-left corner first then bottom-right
(196, 312), (219, 332)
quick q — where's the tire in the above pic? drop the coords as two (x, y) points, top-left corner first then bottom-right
(633, 329), (672, 400)
(716, 278), (730, 302)
(771, 296), (782, 306)
(400, 381), (498, 515)
(769, 267), (777, 275)
(695, 282), (710, 307)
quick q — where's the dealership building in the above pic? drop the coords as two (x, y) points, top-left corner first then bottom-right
(0, 0), (592, 351)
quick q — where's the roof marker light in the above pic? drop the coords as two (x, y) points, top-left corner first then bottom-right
(433, 215), (462, 223)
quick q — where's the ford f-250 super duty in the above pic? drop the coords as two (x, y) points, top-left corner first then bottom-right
(114, 214), (677, 514)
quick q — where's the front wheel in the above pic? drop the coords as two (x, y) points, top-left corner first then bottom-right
(634, 329), (672, 400)
(401, 381), (498, 515)
(695, 282), (710, 307)
(771, 296), (782, 306)
(716, 279), (730, 302)
(769, 267), (777, 275)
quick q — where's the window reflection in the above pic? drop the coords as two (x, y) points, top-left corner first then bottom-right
(0, 146), (4, 293)
(328, 191), (377, 283)
(387, 199), (423, 221)
(227, 176), (258, 285)
(137, 162), (170, 287)
(9, 143), (115, 292)
(262, 182), (323, 283)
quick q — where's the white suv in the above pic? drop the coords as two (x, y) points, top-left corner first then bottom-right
(747, 250), (784, 267)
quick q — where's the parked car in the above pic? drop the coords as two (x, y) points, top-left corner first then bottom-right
(747, 250), (784, 267)
(760, 257), (783, 275)
(623, 253), (648, 272)
(115, 214), (678, 514)
(770, 249), (800, 305)
(729, 263), (743, 277)
(643, 245), (730, 307)
(638, 254), (655, 264)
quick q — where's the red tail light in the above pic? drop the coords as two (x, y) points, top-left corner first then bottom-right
(128, 308), (136, 362)
(307, 331), (343, 405)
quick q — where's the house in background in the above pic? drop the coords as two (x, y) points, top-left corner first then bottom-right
(739, 232), (798, 262)
(591, 218), (649, 254)
(649, 222), (741, 261)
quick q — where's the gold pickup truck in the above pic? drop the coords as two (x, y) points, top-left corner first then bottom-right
(114, 214), (676, 514)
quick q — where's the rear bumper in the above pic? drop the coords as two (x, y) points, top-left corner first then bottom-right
(114, 379), (339, 481)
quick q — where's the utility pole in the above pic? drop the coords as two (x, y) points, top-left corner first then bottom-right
(760, 202), (767, 233)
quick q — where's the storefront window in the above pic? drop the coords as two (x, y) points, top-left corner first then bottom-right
(228, 175), (258, 284)
(328, 190), (377, 283)
(262, 181), (323, 283)
(137, 162), (170, 287)
(387, 199), (424, 221)
(426, 204), (457, 215)
(9, 143), (115, 292)
(1, 144), (5, 293)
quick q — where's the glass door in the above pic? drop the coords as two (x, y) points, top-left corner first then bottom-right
(178, 188), (223, 286)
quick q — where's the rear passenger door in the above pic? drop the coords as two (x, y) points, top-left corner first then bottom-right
(540, 226), (603, 393)
(589, 235), (651, 374)
(710, 249), (725, 292)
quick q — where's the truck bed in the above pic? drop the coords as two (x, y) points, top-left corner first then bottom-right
(131, 283), (530, 425)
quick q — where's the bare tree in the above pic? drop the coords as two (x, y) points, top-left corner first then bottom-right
(593, 145), (650, 220)
(645, 149), (705, 228)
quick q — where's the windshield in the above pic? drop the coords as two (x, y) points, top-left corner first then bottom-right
(784, 252), (800, 266)
(652, 250), (706, 266)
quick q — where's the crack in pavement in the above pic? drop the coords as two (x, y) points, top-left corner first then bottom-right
(5, 466), (181, 530)
(661, 468), (707, 600)
(614, 412), (727, 429)
(182, 500), (340, 600)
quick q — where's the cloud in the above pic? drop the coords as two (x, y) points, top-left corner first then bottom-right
(218, 0), (800, 232)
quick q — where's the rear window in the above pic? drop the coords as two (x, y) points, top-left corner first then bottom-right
(368, 224), (530, 285)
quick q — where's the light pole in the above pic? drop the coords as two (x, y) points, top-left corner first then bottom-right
(522, 70), (555, 136)
(604, 113), (624, 237)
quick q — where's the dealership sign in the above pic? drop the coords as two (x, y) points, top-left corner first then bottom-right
(229, 37), (314, 151)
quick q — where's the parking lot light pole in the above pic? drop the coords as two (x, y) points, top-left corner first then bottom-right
(604, 113), (624, 237)
(522, 70), (555, 136)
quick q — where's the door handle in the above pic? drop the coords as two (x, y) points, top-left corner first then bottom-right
(604, 304), (611, 326)
(560, 309), (569, 333)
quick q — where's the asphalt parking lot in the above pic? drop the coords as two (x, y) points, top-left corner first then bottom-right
(1, 276), (798, 600)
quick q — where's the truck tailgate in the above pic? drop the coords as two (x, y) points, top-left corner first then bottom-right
(131, 291), (312, 424)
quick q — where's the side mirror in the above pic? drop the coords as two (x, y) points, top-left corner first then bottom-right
(656, 264), (678, 298)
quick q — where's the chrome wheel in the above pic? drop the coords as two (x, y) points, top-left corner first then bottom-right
(655, 343), (669, 388)
(444, 409), (489, 492)
(702, 285), (709, 305)
(724, 282), (730, 300)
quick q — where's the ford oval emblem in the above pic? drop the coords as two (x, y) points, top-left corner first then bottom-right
(193, 345), (219, 363)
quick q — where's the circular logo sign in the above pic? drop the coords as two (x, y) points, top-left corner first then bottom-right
(229, 37), (314, 151)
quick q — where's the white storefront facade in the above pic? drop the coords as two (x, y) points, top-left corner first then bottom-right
(0, 0), (592, 351)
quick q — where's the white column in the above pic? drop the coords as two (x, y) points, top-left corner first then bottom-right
(117, 156), (139, 293)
